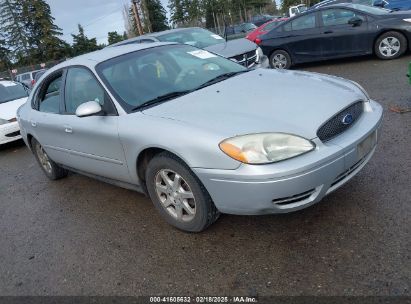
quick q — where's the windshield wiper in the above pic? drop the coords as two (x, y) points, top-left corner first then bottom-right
(131, 90), (192, 112)
(195, 70), (249, 90)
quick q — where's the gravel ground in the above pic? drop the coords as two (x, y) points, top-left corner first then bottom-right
(0, 54), (410, 296)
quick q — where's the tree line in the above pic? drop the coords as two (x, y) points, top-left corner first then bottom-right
(0, 0), (318, 72)
(0, 0), (132, 71)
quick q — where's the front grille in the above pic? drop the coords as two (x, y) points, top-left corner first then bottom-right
(317, 101), (364, 142)
(5, 131), (20, 138)
(230, 50), (257, 68)
(272, 188), (316, 206)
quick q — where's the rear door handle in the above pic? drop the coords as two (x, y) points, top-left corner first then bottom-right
(64, 125), (73, 133)
(323, 30), (333, 34)
(30, 120), (37, 127)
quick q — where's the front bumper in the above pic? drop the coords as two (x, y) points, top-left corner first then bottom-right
(0, 121), (22, 145)
(193, 100), (383, 215)
(255, 55), (269, 69)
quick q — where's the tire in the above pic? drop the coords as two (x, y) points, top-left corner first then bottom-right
(31, 138), (68, 180)
(145, 152), (219, 232)
(269, 50), (292, 69)
(374, 31), (407, 60)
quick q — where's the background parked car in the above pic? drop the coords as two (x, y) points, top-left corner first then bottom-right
(259, 3), (411, 69)
(250, 14), (281, 26)
(15, 69), (46, 88)
(246, 18), (289, 43)
(312, 0), (411, 10)
(289, 4), (308, 16)
(111, 27), (268, 69)
(32, 69), (47, 87)
(224, 23), (258, 40)
(0, 80), (29, 145)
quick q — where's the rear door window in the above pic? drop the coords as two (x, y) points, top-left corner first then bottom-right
(38, 73), (63, 113)
(284, 13), (316, 31)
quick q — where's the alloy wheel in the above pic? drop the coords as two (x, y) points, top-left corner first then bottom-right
(35, 144), (52, 174)
(272, 53), (288, 69)
(154, 169), (196, 222)
(379, 37), (400, 57)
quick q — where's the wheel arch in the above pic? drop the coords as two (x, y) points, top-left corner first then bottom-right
(373, 29), (409, 53)
(135, 146), (192, 190)
(26, 133), (35, 150)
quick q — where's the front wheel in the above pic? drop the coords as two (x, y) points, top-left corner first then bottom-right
(145, 152), (219, 232)
(269, 50), (292, 69)
(374, 31), (407, 60)
(32, 138), (68, 180)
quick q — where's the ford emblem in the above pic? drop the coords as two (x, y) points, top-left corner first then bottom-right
(342, 114), (354, 125)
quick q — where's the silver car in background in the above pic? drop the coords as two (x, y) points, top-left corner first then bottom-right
(17, 43), (383, 232)
(110, 27), (269, 69)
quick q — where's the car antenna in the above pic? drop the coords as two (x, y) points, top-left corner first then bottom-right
(223, 15), (228, 42)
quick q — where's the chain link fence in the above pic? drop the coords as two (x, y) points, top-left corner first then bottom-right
(0, 59), (66, 80)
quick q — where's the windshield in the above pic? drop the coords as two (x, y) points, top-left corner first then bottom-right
(157, 28), (225, 48)
(96, 44), (246, 112)
(348, 3), (391, 14)
(0, 82), (28, 104)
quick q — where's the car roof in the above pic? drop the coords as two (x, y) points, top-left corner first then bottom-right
(0, 80), (21, 87)
(43, 42), (177, 76)
(16, 69), (44, 76)
(110, 27), (206, 47)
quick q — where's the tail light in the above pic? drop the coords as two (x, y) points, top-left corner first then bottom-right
(255, 38), (262, 45)
(31, 79), (35, 86)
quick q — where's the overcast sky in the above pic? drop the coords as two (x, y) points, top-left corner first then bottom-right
(47, 0), (169, 45)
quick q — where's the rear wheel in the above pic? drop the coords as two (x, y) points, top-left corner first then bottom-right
(374, 31), (407, 60)
(145, 152), (219, 232)
(269, 50), (292, 69)
(31, 138), (68, 180)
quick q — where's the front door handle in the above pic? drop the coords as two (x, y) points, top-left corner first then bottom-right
(64, 125), (73, 133)
(323, 30), (333, 34)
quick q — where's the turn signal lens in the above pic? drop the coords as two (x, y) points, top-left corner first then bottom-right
(219, 142), (248, 163)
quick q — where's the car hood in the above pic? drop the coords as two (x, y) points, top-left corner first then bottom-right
(379, 10), (411, 17)
(143, 69), (367, 140)
(0, 97), (28, 120)
(204, 38), (257, 58)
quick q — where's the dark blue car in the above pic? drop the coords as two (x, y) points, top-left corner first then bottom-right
(312, 0), (411, 11)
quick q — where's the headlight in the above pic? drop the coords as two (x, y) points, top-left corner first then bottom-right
(256, 47), (263, 63)
(403, 18), (411, 22)
(350, 80), (370, 101)
(0, 118), (9, 125)
(219, 133), (315, 164)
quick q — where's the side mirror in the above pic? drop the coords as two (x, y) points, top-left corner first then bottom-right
(75, 101), (103, 117)
(348, 16), (363, 27)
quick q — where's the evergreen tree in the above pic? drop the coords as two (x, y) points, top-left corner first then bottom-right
(71, 24), (101, 56)
(22, 0), (68, 62)
(108, 31), (124, 45)
(145, 0), (169, 32)
(0, 32), (11, 71)
(0, 0), (29, 59)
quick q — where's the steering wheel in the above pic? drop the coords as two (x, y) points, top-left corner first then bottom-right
(175, 66), (200, 84)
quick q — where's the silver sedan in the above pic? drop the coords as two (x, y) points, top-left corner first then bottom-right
(17, 42), (383, 232)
